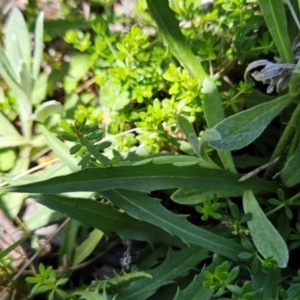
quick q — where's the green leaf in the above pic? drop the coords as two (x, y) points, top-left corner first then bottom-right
(32, 73), (48, 105)
(63, 55), (91, 94)
(0, 112), (21, 137)
(172, 187), (250, 205)
(174, 257), (225, 300)
(0, 136), (28, 148)
(72, 228), (104, 267)
(79, 137), (112, 166)
(32, 12), (44, 80)
(72, 290), (107, 300)
(201, 78), (236, 172)
(146, 0), (206, 80)
(68, 54), (91, 80)
(44, 19), (92, 36)
(251, 266), (281, 299)
(201, 78), (225, 129)
(60, 219), (81, 264)
(3, 163), (278, 194)
(88, 271), (153, 291)
(4, 8), (31, 76)
(40, 125), (80, 172)
(288, 60), (300, 97)
(152, 155), (202, 166)
(117, 246), (208, 300)
(0, 149), (16, 172)
(34, 100), (64, 122)
(100, 80), (130, 111)
(208, 94), (292, 150)
(0, 232), (32, 260)
(243, 190), (289, 268)
(24, 205), (63, 231)
(257, 0), (293, 63)
(0, 45), (19, 82)
(102, 189), (244, 261)
(174, 272), (213, 300)
(177, 115), (200, 157)
(287, 283), (300, 298)
(280, 147), (300, 187)
(0, 47), (25, 95)
(33, 194), (183, 246)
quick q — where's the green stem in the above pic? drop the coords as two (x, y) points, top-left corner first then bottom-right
(265, 202), (286, 217)
(264, 99), (300, 178)
(289, 191), (300, 205)
(287, 122), (300, 158)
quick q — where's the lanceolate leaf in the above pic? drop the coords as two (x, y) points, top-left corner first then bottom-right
(101, 189), (244, 261)
(208, 94), (292, 151)
(117, 246), (208, 300)
(4, 8), (31, 75)
(0, 232), (32, 260)
(72, 228), (104, 267)
(257, 0), (293, 63)
(32, 12), (44, 80)
(243, 190), (289, 268)
(3, 163), (278, 194)
(34, 194), (183, 246)
(146, 0), (206, 81)
(177, 115), (200, 157)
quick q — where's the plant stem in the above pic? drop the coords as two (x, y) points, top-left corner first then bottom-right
(266, 203), (286, 216)
(264, 98), (300, 178)
(287, 123), (300, 158)
(289, 191), (300, 204)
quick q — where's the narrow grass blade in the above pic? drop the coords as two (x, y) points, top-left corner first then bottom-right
(0, 232), (32, 260)
(72, 228), (104, 267)
(146, 0), (206, 80)
(4, 8), (31, 73)
(32, 12), (44, 80)
(257, 0), (293, 62)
